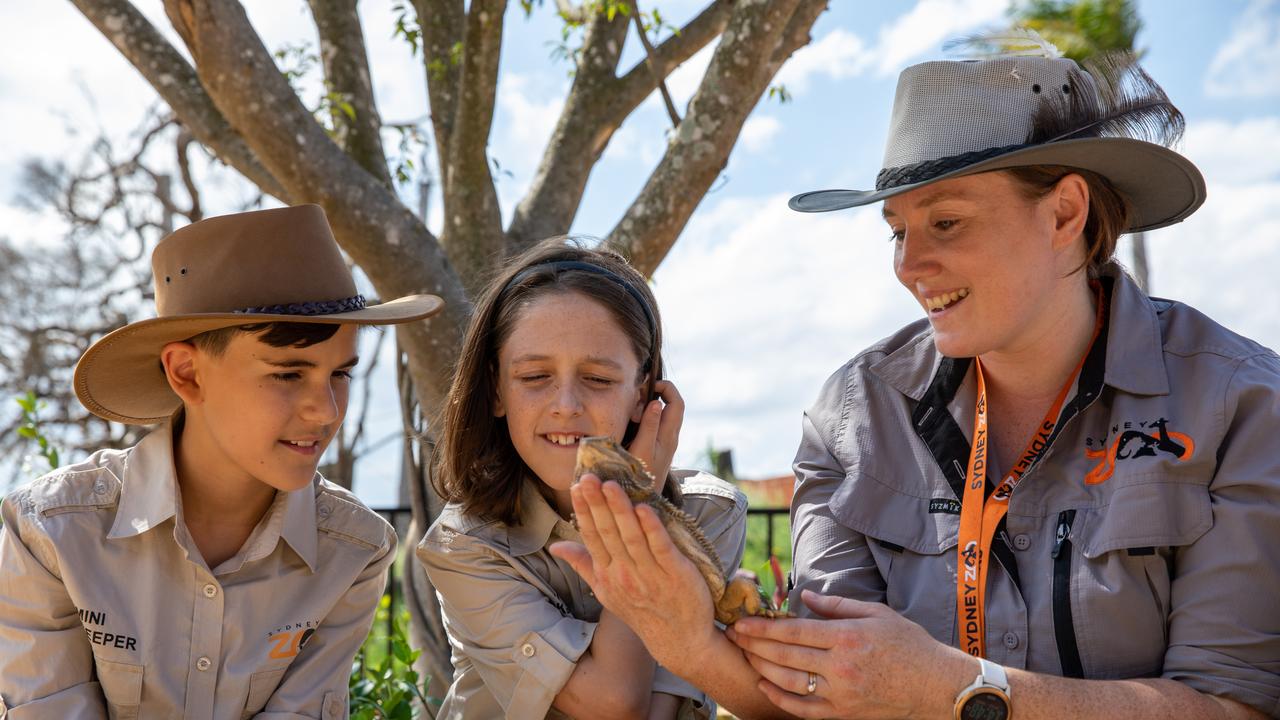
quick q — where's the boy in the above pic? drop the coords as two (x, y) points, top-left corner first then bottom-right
(0, 205), (442, 719)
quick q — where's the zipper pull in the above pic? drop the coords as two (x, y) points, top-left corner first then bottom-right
(1052, 510), (1075, 559)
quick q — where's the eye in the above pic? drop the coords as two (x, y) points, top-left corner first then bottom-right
(333, 369), (354, 381)
(887, 228), (905, 243)
(584, 375), (616, 387)
(517, 373), (550, 384)
(272, 372), (301, 382)
(934, 219), (958, 232)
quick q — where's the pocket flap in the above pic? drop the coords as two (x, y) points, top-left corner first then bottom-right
(1077, 479), (1211, 558)
(829, 470), (958, 555)
(97, 658), (143, 707)
(242, 667), (288, 718)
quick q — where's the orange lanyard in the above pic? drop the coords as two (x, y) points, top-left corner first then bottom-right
(956, 285), (1105, 658)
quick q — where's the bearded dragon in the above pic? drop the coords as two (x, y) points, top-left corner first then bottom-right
(574, 436), (782, 625)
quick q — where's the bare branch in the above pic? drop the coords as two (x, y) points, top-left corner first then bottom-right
(307, 0), (394, 188)
(632, 1), (681, 128)
(611, 0), (735, 120)
(413, 0), (465, 173)
(161, 0), (470, 412)
(506, 9), (631, 251)
(174, 126), (204, 221)
(439, 0), (507, 293)
(609, 0), (828, 275)
(68, 0), (289, 202)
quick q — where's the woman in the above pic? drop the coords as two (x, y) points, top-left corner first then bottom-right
(552, 46), (1278, 719)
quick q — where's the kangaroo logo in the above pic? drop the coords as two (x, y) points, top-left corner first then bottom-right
(1084, 417), (1194, 485)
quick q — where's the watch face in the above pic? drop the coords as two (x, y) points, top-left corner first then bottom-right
(960, 690), (1010, 720)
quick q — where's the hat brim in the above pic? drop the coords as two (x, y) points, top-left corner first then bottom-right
(788, 138), (1206, 233)
(74, 293), (445, 425)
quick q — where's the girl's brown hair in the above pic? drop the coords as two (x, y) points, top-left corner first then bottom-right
(1005, 166), (1132, 278)
(434, 237), (675, 525)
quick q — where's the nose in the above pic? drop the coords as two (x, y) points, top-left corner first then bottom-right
(300, 378), (342, 425)
(549, 380), (584, 418)
(893, 229), (937, 286)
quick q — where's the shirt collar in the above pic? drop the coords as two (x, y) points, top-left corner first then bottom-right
(1098, 263), (1170, 396)
(108, 422), (180, 540)
(281, 480), (319, 572)
(506, 479), (577, 557)
(871, 264), (1170, 400)
(105, 420), (320, 571)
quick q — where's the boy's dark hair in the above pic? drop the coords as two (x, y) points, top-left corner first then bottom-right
(434, 237), (676, 525)
(187, 322), (342, 355)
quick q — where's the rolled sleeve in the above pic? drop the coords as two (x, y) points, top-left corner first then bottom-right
(789, 368), (886, 615)
(0, 493), (106, 718)
(1161, 353), (1280, 716)
(419, 534), (595, 720)
(255, 524), (397, 719)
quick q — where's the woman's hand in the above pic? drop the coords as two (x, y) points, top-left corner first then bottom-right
(728, 590), (970, 720)
(626, 380), (684, 492)
(550, 474), (717, 673)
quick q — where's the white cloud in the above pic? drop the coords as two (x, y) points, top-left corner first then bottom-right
(739, 115), (781, 153)
(1183, 117), (1280, 185)
(871, 0), (1009, 76)
(1205, 0), (1280, 99)
(774, 28), (871, 94)
(653, 194), (919, 477)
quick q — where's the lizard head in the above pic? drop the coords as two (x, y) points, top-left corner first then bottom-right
(574, 436), (656, 501)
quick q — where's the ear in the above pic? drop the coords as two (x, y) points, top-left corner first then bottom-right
(160, 341), (203, 405)
(629, 380), (648, 424)
(1049, 173), (1090, 252)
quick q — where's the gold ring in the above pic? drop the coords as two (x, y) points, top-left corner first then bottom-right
(806, 671), (818, 695)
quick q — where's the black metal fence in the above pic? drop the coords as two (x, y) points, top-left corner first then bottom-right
(370, 506), (790, 642)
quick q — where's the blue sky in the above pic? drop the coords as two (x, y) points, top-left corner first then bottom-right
(1, 1), (1277, 503)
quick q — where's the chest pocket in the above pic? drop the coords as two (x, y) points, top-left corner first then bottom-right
(830, 469), (959, 646)
(241, 667), (288, 719)
(1069, 476), (1211, 679)
(96, 658), (143, 720)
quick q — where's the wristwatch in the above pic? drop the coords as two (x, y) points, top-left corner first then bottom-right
(953, 657), (1012, 720)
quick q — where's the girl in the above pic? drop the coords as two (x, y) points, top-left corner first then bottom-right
(417, 239), (748, 720)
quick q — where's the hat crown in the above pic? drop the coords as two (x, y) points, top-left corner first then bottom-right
(151, 204), (357, 317)
(883, 57), (1086, 170)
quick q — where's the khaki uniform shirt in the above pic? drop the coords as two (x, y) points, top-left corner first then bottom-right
(0, 422), (395, 720)
(418, 471), (747, 720)
(790, 264), (1280, 717)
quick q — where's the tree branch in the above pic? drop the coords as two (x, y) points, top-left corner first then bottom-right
(505, 8), (631, 251)
(610, 0), (735, 122)
(439, 0), (507, 294)
(307, 0), (394, 188)
(68, 0), (289, 202)
(609, 0), (828, 275)
(161, 0), (470, 413)
(632, 1), (681, 128)
(413, 0), (465, 174)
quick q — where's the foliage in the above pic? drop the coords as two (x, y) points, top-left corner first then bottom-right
(15, 392), (60, 473)
(741, 509), (791, 611)
(351, 595), (438, 719)
(1008, 0), (1143, 61)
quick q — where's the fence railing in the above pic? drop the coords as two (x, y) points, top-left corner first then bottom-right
(370, 506), (790, 643)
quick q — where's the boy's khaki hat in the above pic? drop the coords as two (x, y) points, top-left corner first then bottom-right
(74, 204), (444, 425)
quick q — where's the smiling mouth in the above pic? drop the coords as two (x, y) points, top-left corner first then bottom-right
(543, 433), (584, 447)
(924, 288), (970, 313)
(281, 439), (321, 456)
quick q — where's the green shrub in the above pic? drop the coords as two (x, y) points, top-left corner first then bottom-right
(350, 595), (438, 719)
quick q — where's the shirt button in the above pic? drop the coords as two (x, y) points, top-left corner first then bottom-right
(196, 657), (212, 671)
(1012, 534), (1032, 551)
(520, 643), (536, 657)
(93, 481), (107, 495)
(1003, 632), (1020, 649)
(317, 504), (331, 519)
(203, 583), (218, 598)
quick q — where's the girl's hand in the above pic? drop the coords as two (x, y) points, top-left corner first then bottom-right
(626, 379), (684, 491)
(727, 590), (970, 719)
(550, 474), (717, 673)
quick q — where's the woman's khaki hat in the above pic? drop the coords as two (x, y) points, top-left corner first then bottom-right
(790, 52), (1206, 232)
(74, 204), (444, 425)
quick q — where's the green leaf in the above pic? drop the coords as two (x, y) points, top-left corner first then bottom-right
(16, 426), (36, 439)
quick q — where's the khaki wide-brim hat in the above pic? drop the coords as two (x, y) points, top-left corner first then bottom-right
(790, 55), (1206, 233)
(75, 204), (444, 425)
